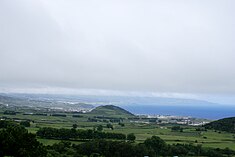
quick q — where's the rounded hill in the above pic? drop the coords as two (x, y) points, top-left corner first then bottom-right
(89, 105), (135, 118)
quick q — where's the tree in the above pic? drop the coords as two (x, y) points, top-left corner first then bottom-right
(20, 121), (30, 127)
(0, 124), (47, 157)
(127, 133), (136, 142)
(3, 110), (16, 115)
(144, 136), (167, 156)
(72, 124), (78, 129)
(223, 147), (233, 156)
(97, 125), (103, 132)
(171, 126), (183, 132)
(118, 122), (125, 127)
(107, 123), (113, 130)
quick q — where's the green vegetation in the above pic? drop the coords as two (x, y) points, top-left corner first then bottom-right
(0, 122), (47, 157)
(4, 110), (16, 115)
(106, 123), (114, 130)
(205, 117), (235, 133)
(171, 125), (183, 132)
(20, 120), (31, 127)
(37, 127), (127, 140)
(127, 133), (136, 142)
(1, 122), (235, 157)
(89, 105), (134, 118)
(1, 103), (235, 156)
(96, 125), (103, 131)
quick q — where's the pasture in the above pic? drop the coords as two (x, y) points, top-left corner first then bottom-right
(1, 110), (234, 150)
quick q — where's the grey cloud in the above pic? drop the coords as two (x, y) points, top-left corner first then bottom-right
(0, 0), (235, 94)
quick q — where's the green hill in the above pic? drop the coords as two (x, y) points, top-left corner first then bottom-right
(204, 117), (235, 133)
(88, 105), (135, 118)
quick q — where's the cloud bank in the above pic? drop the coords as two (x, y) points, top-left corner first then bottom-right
(0, 0), (235, 94)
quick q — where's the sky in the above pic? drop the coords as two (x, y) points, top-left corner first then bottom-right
(0, 0), (235, 104)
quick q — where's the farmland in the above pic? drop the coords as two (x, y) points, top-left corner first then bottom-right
(1, 107), (235, 151)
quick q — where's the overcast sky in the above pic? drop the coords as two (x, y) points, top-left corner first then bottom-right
(1, 0), (235, 102)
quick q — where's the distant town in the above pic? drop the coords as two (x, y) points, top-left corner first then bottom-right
(132, 114), (210, 126)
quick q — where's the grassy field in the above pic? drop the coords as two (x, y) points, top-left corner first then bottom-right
(1, 111), (235, 150)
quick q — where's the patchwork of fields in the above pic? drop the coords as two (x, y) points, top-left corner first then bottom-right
(1, 110), (235, 151)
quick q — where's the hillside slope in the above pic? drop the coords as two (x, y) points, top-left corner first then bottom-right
(89, 105), (135, 118)
(0, 94), (94, 112)
(204, 117), (235, 133)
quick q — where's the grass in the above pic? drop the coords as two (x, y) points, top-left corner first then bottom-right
(1, 111), (235, 150)
(38, 138), (83, 146)
(105, 123), (235, 150)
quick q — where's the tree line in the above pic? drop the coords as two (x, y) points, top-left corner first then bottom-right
(46, 136), (235, 157)
(36, 127), (127, 140)
(204, 117), (235, 133)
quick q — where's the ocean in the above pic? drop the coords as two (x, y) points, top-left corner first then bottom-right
(121, 105), (235, 120)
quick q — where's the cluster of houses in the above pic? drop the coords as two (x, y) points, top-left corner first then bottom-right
(130, 114), (210, 126)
